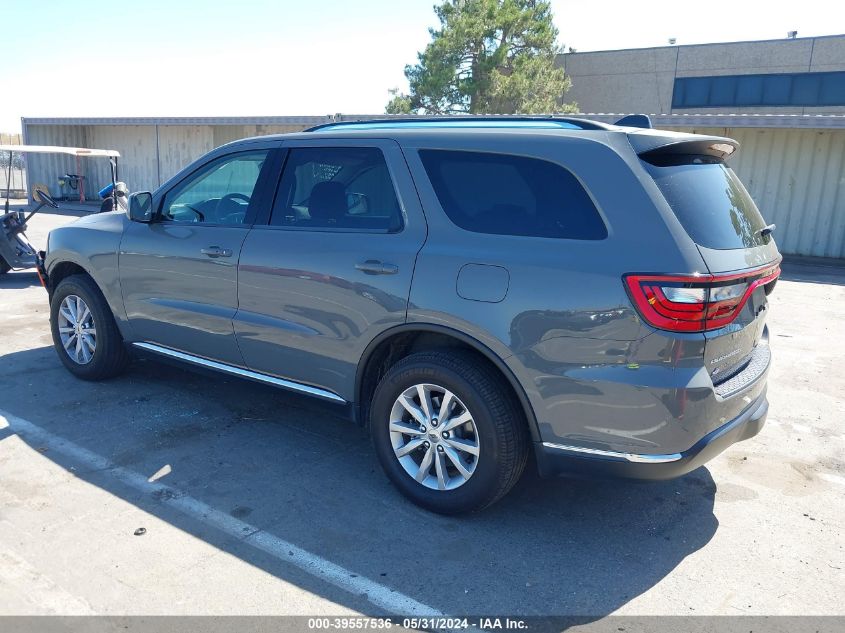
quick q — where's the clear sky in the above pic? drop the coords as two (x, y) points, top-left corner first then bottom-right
(2, 0), (843, 132)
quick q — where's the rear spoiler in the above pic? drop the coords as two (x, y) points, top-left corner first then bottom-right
(628, 130), (739, 163)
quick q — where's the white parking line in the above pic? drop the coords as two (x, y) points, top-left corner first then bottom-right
(0, 409), (442, 617)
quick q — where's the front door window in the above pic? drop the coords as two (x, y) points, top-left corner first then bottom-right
(161, 151), (269, 225)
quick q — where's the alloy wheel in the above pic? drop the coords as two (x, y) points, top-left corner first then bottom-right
(389, 383), (480, 491)
(57, 294), (97, 364)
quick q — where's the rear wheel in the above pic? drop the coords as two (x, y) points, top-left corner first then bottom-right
(370, 350), (529, 514)
(50, 274), (129, 380)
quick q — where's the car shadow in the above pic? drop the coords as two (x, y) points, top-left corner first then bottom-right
(0, 270), (42, 289)
(0, 345), (719, 619)
(780, 259), (845, 287)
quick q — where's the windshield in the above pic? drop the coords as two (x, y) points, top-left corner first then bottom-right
(644, 160), (769, 250)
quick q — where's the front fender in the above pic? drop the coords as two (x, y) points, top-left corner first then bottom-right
(45, 212), (132, 337)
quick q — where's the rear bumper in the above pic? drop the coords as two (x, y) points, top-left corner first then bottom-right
(535, 388), (768, 480)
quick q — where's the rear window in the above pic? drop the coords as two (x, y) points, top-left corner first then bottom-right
(644, 159), (769, 250)
(419, 150), (607, 240)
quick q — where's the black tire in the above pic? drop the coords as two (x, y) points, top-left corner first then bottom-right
(370, 350), (529, 514)
(50, 273), (129, 380)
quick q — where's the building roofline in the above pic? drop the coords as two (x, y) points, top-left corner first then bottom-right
(20, 115), (332, 126)
(559, 32), (845, 57)
(580, 113), (845, 129)
(20, 112), (845, 131)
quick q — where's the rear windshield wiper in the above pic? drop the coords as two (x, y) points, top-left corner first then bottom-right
(758, 223), (776, 237)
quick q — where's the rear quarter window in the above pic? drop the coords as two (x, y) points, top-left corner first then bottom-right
(419, 150), (607, 240)
(644, 159), (769, 250)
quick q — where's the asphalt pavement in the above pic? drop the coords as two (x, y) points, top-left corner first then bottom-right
(1, 209), (843, 619)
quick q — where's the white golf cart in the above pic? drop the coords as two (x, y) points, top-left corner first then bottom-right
(0, 145), (121, 275)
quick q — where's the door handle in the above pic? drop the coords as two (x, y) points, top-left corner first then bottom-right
(355, 260), (398, 275)
(201, 246), (233, 258)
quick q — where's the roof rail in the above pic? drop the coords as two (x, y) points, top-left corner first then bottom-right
(305, 115), (611, 132)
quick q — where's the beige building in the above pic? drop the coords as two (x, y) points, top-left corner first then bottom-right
(557, 35), (845, 260)
(559, 34), (845, 116)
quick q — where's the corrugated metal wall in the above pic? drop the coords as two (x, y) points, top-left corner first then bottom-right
(22, 122), (845, 259)
(666, 127), (845, 259)
(87, 126), (158, 194)
(23, 123), (308, 199)
(1, 133), (27, 194)
(24, 125), (92, 199)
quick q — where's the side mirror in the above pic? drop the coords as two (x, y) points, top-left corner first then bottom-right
(127, 192), (154, 223)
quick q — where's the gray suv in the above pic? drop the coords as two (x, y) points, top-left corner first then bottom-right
(39, 116), (780, 514)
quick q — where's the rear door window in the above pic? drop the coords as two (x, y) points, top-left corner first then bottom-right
(270, 147), (403, 232)
(418, 150), (607, 240)
(644, 159), (769, 250)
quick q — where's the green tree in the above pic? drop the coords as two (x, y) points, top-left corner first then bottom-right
(386, 89), (414, 114)
(386, 0), (576, 115)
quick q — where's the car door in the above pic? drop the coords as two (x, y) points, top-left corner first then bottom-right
(119, 145), (280, 365)
(234, 139), (427, 401)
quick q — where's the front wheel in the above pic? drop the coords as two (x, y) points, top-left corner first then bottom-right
(370, 351), (529, 514)
(50, 274), (129, 380)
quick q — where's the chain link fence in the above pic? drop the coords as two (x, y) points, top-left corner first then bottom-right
(0, 132), (27, 198)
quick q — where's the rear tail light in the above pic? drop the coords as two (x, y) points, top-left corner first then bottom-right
(624, 264), (780, 332)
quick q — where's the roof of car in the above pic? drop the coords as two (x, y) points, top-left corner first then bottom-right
(233, 122), (641, 144)
(233, 115), (704, 141)
(222, 116), (736, 158)
(237, 125), (709, 148)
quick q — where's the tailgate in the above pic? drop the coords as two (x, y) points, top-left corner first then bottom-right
(638, 140), (781, 390)
(700, 262), (779, 391)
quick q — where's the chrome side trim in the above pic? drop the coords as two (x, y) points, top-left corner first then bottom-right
(132, 342), (346, 403)
(541, 442), (683, 464)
